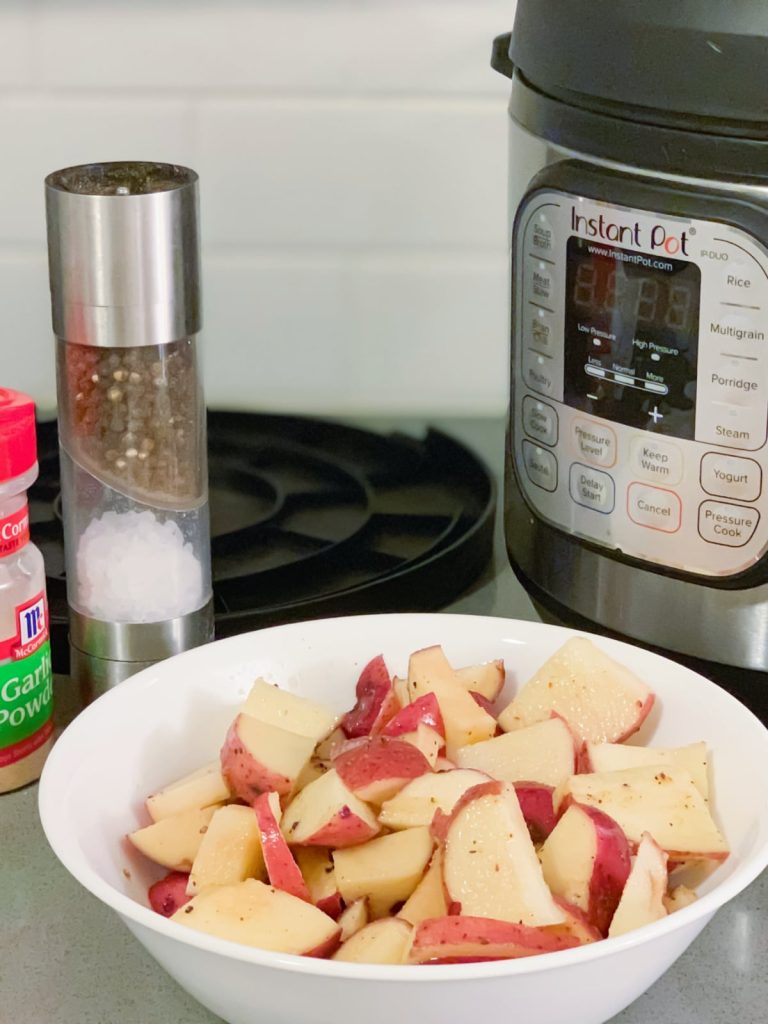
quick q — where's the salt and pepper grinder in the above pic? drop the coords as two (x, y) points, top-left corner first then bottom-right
(45, 162), (214, 694)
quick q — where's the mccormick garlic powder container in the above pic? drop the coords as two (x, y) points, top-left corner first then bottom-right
(0, 389), (54, 793)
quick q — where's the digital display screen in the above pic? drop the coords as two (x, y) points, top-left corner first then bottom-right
(564, 237), (701, 439)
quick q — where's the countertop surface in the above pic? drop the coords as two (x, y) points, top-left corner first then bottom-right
(3, 416), (766, 1024)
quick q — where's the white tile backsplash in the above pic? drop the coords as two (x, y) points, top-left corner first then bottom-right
(0, 1), (515, 416)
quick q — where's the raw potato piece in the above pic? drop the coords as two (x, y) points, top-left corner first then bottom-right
(498, 637), (654, 744)
(173, 879), (340, 957)
(341, 655), (399, 738)
(400, 724), (444, 768)
(383, 693), (446, 745)
(608, 833), (669, 938)
(129, 806), (218, 871)
(332, 918), (413, 964)
(378, 769), (491, 830)
(281, 769), (380, 847)
(454, 660), (506, 702)
(663, 884), (698, 913)
(443, 782), (565, 927)
(334, 735), (432, 804)
(338, 898), (369, 941)
(295, 847), (344, 918)
(146, 762), (231, 822)
(333, 827), (434, 918)
(398, 849), (448, 926)
(253, 792), (311, 903)
(585, 741), (709, 801)
(560, 766), (729, 860)
(408, 646), (497, 759)
(513, 783), (557, 844)
(408, 916), (579, 964)
(538, 803), (631, 935)
(455, 717), (576, 788)
(242, 678), (338, 743)
(220, 713), (315, 800)
(544, 898), (602, 945)
(187, 804), (265, 895)
(149, 871), (192, 917)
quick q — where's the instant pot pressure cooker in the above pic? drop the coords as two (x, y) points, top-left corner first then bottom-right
(494, 1), (768, 672)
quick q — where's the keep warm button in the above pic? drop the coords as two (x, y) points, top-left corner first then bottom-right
(627, 483), (682, 533)
(698, 501), (760, 547)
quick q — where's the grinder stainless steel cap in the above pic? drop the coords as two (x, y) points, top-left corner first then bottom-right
(45, 162), (213, 695)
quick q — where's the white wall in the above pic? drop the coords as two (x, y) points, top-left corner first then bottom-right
(0, 1), (514, 416)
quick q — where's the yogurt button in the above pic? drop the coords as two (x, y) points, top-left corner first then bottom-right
(700, 452), (762, 502)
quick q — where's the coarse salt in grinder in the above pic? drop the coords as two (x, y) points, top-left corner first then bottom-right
(45, 162), (214, 694)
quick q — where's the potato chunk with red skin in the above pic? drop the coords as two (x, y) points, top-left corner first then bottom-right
(149, 871), (192, 917)
(341, 655), (399, 738)
(334, 735), (432, 804)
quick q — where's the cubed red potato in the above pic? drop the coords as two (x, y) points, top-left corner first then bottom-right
(383, 693), (445, 744)
(399, 724), (444, 768)
(543, 898), (602, 945)
(497, 637), (654, 745)
(281, 769), (380, 847)
(146, 761), (231, 822)
(294, 846), (344, 918)
(538, 803), (631, 935)
(663, 884), (698, 914)
(334, 735), (432, 804)
(608, 833), (669, 938)
(253, 792), (311, 903)
(333, 826), (435, 919)
(513, 782), (557, 845)
(172, 878), (340, 957)
(398, 849), (448, 926)
(453, 659), (506, 702)
(378, 768), (492, 831)
(241, 678), (339, 743)
(220, 713), (315, 800)
(332, 917), (413, 964)
(584, 741), (709, 801)
(338, 898), (370, 941)
(455, 717), (576, 788)
(408, 916), (579, 964)
(187, 804), (265, 895)
(341, 655), (399, 738)
(148, 871), (193, 917)
(407, 646), (497, 759)
(558, 766), (729, 860)
(442, 781), (564, 928)
(129, 806), (218, 871)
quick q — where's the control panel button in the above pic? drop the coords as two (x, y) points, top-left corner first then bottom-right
(572, 418), (617, 468)
(526, 259), (555, 306)
(569, 463), (615, 514)
(522, 396), (558, 447)
(707, 311), (766, 351)
(709, 359), (764, 407)
(698, 500), (760, 547)
(522, 440), (558, 492)
(522, 348), (556, 398)
(630, 436), (683, 486)
(627, 483), (682, 533)
(526, 308), (556, 355)
(528, 213), (555, 256)
(700, 452), (762, 502)
(696, 403), (768, 451)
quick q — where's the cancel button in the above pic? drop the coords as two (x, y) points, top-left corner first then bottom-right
(698, 500), (760, 547)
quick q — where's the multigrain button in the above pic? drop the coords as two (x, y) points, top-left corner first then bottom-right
(572, 418), (617, 468)
(522, 440), (558, 492)
(522, 396), (558, 447)
(522, 348), (555, 397)
(569, 463), (615, 514)
(627, 483), (682, 533)
(700, 452), (762, 502)
(630, 436), (683, 486)
(698, 500), (760, 547)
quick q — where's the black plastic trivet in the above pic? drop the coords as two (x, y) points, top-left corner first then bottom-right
(31, 412), (496, 673)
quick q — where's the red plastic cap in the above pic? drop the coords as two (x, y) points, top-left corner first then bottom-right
(0, 389), (37, 482)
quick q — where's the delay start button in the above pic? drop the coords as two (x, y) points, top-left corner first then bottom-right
(569, 462), (615, 514)
(698, 500), (760, 548)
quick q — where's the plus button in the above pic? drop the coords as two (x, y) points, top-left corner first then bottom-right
(648, 406), (664, 424)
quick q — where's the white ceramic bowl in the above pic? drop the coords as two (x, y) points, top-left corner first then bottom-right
(39, 614), (768, 1024)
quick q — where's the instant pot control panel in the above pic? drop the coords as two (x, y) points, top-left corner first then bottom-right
(511, 171), (768, 579)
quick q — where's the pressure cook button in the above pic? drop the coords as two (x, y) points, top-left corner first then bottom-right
(522, 396), (558, 447)
(698, 500), (760, 547)
(522, 348), (555, 397)
(528, 213), (555, 255)
(630, 436), (683, 486)
(569, 463), (615, 514)
(627, 483), (682, 534)
(572, 418), (617, 468)
(522, 440), (558, 492)
(700, 452), (762, 502)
